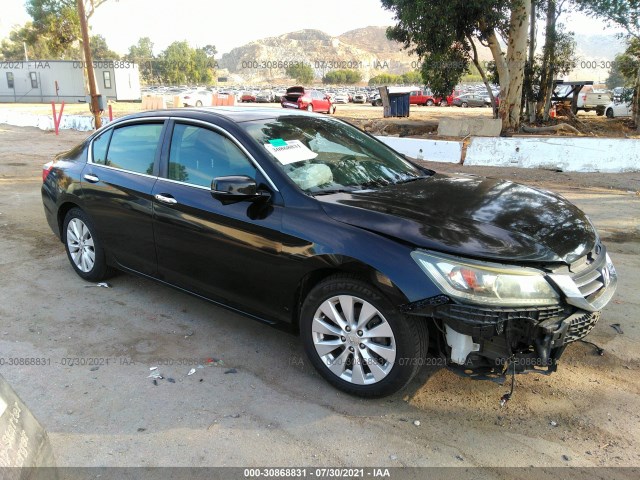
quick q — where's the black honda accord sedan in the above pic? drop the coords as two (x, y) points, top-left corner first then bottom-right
(41, 107), (617, 397)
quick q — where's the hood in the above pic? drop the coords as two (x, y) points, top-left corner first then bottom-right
(318, 174), (596, 264)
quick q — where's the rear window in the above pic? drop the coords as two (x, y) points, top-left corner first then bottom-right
(105, 123), (163, 175)
(92, 129), (113, 165)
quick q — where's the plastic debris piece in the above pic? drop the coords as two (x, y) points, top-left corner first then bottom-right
(148, 371), (163, 379)
(455, 455), (464, 461)
(197, 364), (204, 369)
(610, 323), (624, 334)
(224, 368), (237, 374)
(550, 421), (558, 427)
(389, 455), (398, 460)
(84, 282), (111, 288)
(149, 366), (158, 371)
(187, 368), (196, 376)
(167, 378), (175, 383)
(184, 331), (194, 338)
(206, 357), (224, 367)
(413, 420), (421, 427)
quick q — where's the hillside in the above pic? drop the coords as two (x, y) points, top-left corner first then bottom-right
(218, 26), (625, 84)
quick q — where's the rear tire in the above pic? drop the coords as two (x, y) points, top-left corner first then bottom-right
(307, 104), (314, 112)
(606, 108), (614, 119)
(461, 102), (469, 108)
(426, 100), (434, 106)
(195, 100), (203, 107)
(300, 274), (428, 397)
(63, 208), (113, 282)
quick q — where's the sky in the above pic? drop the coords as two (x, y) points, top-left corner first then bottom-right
(0, 0), (625, 56)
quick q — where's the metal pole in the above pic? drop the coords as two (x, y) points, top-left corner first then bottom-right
(77, 0), (102, 129)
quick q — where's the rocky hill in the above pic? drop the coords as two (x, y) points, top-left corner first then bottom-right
(218, 26), (420, 83)
(218, 26), (624, 85)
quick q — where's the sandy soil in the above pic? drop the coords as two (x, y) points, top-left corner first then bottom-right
(0, 124), (639, 471)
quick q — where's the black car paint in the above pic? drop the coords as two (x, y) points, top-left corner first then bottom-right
(42, 108), (596, 330)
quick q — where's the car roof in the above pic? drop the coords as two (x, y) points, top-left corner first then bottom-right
(115, 107), (314, 125)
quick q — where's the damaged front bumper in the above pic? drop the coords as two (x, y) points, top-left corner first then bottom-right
(403, 249), (617, 374)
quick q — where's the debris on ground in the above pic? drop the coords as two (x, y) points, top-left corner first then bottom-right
(149, 366), (158, 371)
(137, 428), (146, 432)
(187, 368), (196, 376)
(84, 282), (111, 288)
(562, 455), (571, 461)
(90, 366), (99, 371)
(184, 331), (194, 338)
(455, 455), (464, 461)
(224, 368), (237, 374)
(610, 323), (624, 334)
(389, 455), (398, 460)
(206, 357), (224, 367)
(550, 421), (558, 427)
(148, 370), (163, 379)
(413, 420), (421, 427)
(167, 378), (175, 383)
(153, 379), (158, 386)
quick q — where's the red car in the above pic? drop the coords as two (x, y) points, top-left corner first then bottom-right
(443, 89), (463, 106)
(281, 86), (336, 113)
(409, 90), (441, 106)
(240, 91), (257, 103)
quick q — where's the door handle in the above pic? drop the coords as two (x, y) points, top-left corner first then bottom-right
(83, 173), (100, 183)
(154, 193), (178, 205)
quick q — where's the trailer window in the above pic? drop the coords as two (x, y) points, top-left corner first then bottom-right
(29, 72), (38, 88)
(103, 71), (112, 89)
(6, 72), (14, 88)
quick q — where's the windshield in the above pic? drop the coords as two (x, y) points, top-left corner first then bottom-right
(240, 115), (427, 194)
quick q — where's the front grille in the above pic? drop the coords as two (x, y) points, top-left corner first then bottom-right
(570, 246), (608, 303)
(565, 311), (601, 343)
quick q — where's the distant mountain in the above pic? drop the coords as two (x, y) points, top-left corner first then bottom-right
(218, 26), (420, 83)
(217, 26), (626, 84)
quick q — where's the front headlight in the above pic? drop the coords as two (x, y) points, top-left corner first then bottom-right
(411, 251), (560, 307)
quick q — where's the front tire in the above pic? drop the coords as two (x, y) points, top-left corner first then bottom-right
(307, 104), (314, 112)
(606, 108), (614, 118)
(63, 208), (112, 282)
(461, 102), (469, 108)
(426, 100), (434, 106)
(300, 275), (428, 397)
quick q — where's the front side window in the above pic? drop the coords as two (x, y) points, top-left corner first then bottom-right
(105, 123), (163, 174)
(30, 72), (38, 88)
(103, 71), (112, 89)
(242, 116), (425, 193)
(168, 124), (256, 188)
(6, 72), (14, 89)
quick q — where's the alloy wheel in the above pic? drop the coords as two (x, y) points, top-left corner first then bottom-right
(66, 218), (95, 273)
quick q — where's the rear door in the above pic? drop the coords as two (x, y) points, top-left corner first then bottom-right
(312, 90), (328, 112)
(80, 119), (166, 275)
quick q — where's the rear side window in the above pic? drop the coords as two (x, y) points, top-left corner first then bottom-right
(92, 129), (112, 165)
(105, 123), (163, 175)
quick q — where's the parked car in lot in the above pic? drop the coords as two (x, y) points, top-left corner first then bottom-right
(179, 89), (213, 107)
(352, 92), (367, 104)
(333, 92), (349, 104)
(409, 90), (441, 106)
(256, 90), (274, 103)
(604, 100), (632, 118)
(281, 86), (336, 113)
(452, 94), (487, 108)
(370, 93), (382, 106)
(240, 91), (257, 103)
(42, 107), (617, 397)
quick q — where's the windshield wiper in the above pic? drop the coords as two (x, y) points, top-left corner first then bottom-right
(310, 188), (357, 196)
(392, 175), (430, 185)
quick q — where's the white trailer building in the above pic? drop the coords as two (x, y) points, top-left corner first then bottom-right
(0, 60), (141, 103)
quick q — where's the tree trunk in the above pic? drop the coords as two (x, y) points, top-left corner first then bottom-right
(537, 0), (556, 120)
(499, 0), (531, 132)
(468, 34), (497, 118)
(635, 64), (640, 131)
(525, 0), (536, 119)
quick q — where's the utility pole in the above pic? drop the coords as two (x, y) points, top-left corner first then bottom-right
(77, 0), (102, 129)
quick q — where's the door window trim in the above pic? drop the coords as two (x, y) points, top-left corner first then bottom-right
(87, 117), (169, 179)
(162, 117), (279, 192)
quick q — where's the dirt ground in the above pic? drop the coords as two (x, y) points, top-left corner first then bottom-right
(0, 124), (639, 472)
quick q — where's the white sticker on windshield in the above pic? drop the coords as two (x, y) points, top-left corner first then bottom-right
(264, 139), (318, 165)
(0, 397), (7, 418)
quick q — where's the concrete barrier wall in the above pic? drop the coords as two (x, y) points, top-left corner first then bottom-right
(1, 108), (639, 173)
(375, 136), (462, 164)
(464, 137), (640, 173)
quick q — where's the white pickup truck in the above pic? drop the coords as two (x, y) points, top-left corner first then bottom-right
(579, 88), (612, 115)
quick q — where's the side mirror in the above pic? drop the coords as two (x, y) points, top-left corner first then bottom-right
(211, 176), (270, 205)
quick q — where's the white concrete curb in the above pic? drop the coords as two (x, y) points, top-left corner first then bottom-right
(0, 110), (108, 132)
(376, 136), (462, 164)
(464, 137), (640, 173)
